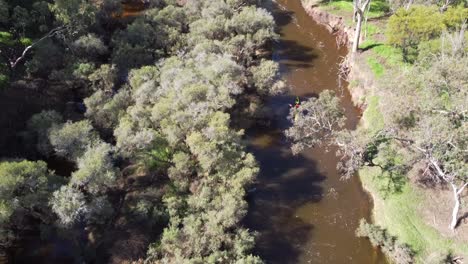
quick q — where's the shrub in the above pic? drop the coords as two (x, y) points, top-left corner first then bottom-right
(357, 219), (415, 264)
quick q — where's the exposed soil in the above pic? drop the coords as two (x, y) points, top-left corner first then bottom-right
(410, 170), (468, 243)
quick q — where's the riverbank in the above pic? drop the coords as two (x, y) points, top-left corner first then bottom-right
(299, 0), (468, 262)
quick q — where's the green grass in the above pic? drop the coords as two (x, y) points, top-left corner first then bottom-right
(362, 95), (384, 134)
(359, 39), (380, 50)
(372, 44), (404, 66)
(366, 56), (384, 77)
(359, 167), (468, 263)
(360, 98), (468, 262)
(323, 0), (354, 12)
(368, 0), (390, 18)
(363, 23), (381, 38)
(320, 0), (389, 18)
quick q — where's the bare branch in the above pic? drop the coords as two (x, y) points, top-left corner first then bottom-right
(9, 26), (65, 69)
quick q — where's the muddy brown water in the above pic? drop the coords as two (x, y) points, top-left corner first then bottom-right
(244, 1), (388, 263)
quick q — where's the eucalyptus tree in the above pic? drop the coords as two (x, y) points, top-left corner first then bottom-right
(49, 120), (98, 162)
(26, 110), (63, 156)
(111, 4), (186, 70)
(0, 160), (61, 251)
(285, 90), (346, 154)
(376, 54), (468, 230)
(84, 87), (132, 130)
(70, 142), (118, 195)
(352, 0), (372, 53)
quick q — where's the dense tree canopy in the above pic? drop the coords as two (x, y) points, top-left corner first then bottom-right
(0, 0), (280, 262)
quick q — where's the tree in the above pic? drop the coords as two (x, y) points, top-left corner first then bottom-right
(0, 160), (60, 254)
(27, 110), (63, 156)
(356, 219), (414, 264)
(373, 54), (467, 229)
(285, 90), (346, 154)
(88, 64), (118, 92)
(49, 120), (98, 161)
(70, 142), (118, 195)
(72, 33), (108, 59)
(0, 0), (8, 25)
(50, 185), (87, 227)
(386, 5), (467, 61)
(49, 0), (97, 34)
(84, 88), (132, 130)
(249, 59), (284, 95)
(0, 160), (57, 225)
(307, 52), (468, 230)
(352, 0), (372, 53)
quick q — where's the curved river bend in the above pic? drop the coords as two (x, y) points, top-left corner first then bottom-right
(245, 0), (388, 263)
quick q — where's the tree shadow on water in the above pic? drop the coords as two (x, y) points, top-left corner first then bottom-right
(243, 128), (325, 264)
(267, 1), (319, 74)
(274, 40), (318, 74)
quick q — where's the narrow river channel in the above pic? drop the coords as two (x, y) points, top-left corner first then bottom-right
(244, 0), (388, 263)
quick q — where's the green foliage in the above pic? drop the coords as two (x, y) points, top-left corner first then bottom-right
(286, 90), (345, 154)
(25, 39), (65, 77)
(442, 5), (468, 28)
(72, 34), (108, 59)
(387, 5), (467, 62)
(357, 219), (415, 264)
(73, 62), (96, 79)
(362, 96), (384, 135)
(27, 110), (63, 156)
(367, 56), (385, 77)
(49, 0), (97, 33)
(84, 88), (132, 130)
(11, 6), (30, 35)
(88, 64), (118, 92)
(70, 142), (117, 194)
(0, 31), (13, 45)
(1, 0), (282, 261)
(19, 37), (32, 46)
(114, 117), (160, 158)
(111, 5), (187, 69)
(0, 0), (8, 24)
(250, 59), (284, 95)
(0, 73), (9, 89)
(49, 120), (98, 162)
(50, 185), (87, 226)
(373, 142), (410, 195)
(359, 168), (468, 262)
(0, 160), (58, 224)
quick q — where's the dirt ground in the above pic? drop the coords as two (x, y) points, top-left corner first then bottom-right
(413, 177), (468, 243)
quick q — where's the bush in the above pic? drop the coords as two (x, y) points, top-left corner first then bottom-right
(387, 5), (468, 62)
(27, 110), (63, 156)
(70, 142), (117, 194)
(50, 185), (87, 226)
(49, 120), (98, 161)
(357, 219), (415, 264)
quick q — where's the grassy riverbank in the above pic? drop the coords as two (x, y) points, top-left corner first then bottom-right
(301, 0), (468, 262)
(360, 104), (468, 263)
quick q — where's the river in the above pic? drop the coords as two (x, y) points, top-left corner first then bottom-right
(244, 0), (388, 263)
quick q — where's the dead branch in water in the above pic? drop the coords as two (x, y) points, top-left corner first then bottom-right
(337, 55), (350, 92)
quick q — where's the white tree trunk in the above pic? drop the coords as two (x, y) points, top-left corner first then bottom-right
(352, 13), (362, 53)
(352, 0), (370, 53)
(450, 183), (460, 230)
(449, 182), (467, 230)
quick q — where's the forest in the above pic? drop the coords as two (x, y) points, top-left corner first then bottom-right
(0, 0), (282, 262)
(0, 0), (467, 263)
